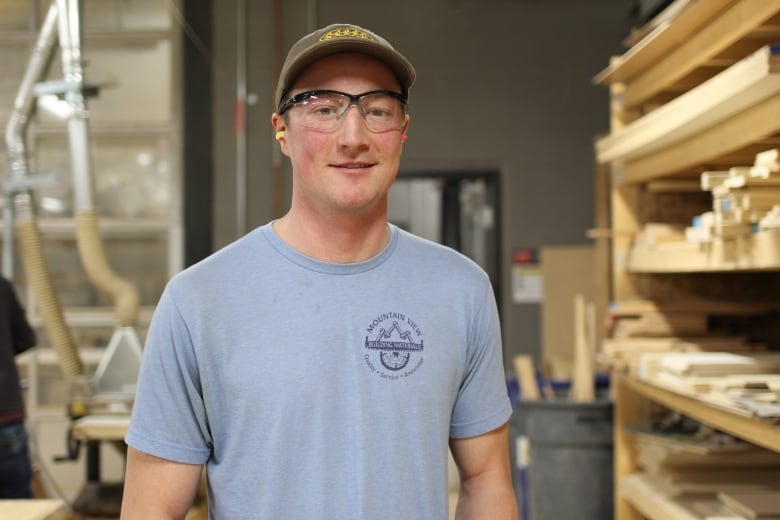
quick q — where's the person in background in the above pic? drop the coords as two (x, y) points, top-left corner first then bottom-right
(121, 23), (517, 519)
(0, 276), (37, 498)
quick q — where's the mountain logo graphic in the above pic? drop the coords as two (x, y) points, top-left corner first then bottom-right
(365, 320), (424, 372)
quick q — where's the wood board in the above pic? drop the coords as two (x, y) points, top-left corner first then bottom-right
(598, 45), (780, 164)
(540, 245), (596, 379)
(718, 491), (780, 519)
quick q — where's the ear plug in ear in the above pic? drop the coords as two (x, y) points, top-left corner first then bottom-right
(275, 130), (286, 141)
(401, 134), (408, 143)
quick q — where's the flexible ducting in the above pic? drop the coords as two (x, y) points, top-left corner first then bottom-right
(74, 212), (140, 327)
(16, 218), (83, 378)
(5, 2), (84, 379)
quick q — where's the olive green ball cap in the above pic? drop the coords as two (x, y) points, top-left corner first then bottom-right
(275, 23), (416, 110)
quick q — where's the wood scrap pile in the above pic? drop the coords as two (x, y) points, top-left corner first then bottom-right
(638, 351), (780, 421)
(687, 149), (780, 243)
(602, 302), (767, 377)
(627, 428), (780, 520)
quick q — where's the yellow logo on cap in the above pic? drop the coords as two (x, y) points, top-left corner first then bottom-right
(320, 27), (374, 41)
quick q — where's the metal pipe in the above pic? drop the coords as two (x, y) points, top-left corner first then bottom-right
(55, 0), (140, 326)
(3, 2), (60, 278)
(57, 0), (95, 213)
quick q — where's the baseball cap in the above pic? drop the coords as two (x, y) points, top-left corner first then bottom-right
(275, 23), (416, 111)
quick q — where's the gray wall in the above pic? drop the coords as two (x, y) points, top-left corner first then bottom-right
(211, 0), (635, 368)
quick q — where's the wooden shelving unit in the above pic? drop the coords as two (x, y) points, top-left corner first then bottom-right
(595, 1), (780, 519)
(627, 228), (780, 272)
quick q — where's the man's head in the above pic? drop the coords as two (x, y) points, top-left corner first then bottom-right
(271, 25), (414, 219)
(274, 23), (415, 112)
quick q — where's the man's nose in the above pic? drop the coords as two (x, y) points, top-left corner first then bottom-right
(337, 105), (370, 144)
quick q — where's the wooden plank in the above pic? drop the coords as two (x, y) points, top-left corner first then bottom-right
(593, 159), (611, 366)
(622, 0), (696, 48)
(598, 46), (780, 164)
(594, 0), (737, 85)
(622, 0), (780, 108)
(71, 414), (130, 441)
(626, 228), (780, 273)
(608, 299), (780, 315)
(540, 245), (595, 378)
(619, 92), (780, 184)
(0, 500), (67, 520)
(569, 293), (595, 402)
(614, 378), (647, 520)
(619, 473), (701, 520)
(513, 355), (540, 401)
(694, 499), (750, 520)
(718, 491), (780, 519)
(624, 376), (780, 452)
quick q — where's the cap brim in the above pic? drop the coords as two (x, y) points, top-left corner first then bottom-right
(277, 39), (415, 108)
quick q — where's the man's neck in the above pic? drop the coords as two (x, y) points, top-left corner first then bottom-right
(272, 212), (390, 263)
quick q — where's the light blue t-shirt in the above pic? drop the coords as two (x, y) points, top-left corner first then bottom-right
(125, 223), (512, 519)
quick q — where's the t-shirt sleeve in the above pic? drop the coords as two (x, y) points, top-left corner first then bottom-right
(449, 282), (512, 439)
(125, 287), (212, 464)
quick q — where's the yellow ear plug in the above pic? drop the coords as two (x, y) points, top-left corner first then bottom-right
(275, 130), (286, 140)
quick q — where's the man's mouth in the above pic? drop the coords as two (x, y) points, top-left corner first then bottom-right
(334, 163), (373, 169)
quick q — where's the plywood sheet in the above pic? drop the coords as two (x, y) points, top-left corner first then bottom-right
(540, 245), (595, 379)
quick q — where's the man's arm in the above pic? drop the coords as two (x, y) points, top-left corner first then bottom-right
(450, 422), (518, 520)
(120, 446), (203, 520)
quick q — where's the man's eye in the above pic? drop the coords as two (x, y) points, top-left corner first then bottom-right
(366, 107), (391, 118)
(312, 106), (336, 116)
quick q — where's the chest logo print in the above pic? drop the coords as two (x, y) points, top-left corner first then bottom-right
(364, 313), (424, 379)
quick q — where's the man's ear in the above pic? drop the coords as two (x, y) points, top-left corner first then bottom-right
(401, 115), (411, 143)
(271, 113), (289, 155)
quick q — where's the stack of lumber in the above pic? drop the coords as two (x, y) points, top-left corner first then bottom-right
(624, 429), (780, 519)
(603, 300), (768, 376)
(638, 351), (780, 421)
(687, 149), (780, 243)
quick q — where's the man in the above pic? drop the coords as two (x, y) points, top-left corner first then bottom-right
(122, 23), (517, 519)
(0, 276), (37, 498)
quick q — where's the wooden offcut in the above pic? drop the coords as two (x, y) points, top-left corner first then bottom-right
(513, 355), (540, 401)
(569, 293), (595, 402)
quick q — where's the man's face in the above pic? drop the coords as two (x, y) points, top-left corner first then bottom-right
(272, 53), (409, 219)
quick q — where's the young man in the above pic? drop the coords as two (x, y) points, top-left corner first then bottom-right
(121, 23), (517, 519)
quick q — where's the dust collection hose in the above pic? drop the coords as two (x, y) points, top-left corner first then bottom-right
(16, 218), (84, 378)
(75, 212), (140, 327)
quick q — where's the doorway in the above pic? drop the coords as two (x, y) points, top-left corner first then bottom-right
(388, 170), (502, 306)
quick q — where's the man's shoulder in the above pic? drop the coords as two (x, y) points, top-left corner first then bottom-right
(395, 228), (486, 275)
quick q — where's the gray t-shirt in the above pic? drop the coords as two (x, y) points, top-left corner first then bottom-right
(125, 223), (512, 519)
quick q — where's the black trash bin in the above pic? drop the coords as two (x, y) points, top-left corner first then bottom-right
(522, 399), (614, 520)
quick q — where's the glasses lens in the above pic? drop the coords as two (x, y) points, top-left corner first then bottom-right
(294, 92), (344, 130)
(359, 93), (405, 132)
(290, 91), (405, 132)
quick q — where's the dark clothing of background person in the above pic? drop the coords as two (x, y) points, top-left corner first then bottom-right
(0, 276), (37, 498)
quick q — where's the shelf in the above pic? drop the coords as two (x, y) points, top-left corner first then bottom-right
(16, 346), (106, 369)
(626, 229), (780, 272)
(619, 473), (700, 520)
(597, 44), (780, 164)
(608, 298), (780, 315)
(594, 0), (733, 86)
(595, 0), (780, 109)
(624, 376), (780, 452)
(0, 218), (170, 238)
(25, 306), (156, 329)
(615, 91), (780, 183)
